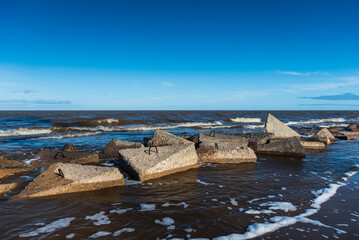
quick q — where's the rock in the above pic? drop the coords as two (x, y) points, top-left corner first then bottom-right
(197, 145), (257, 163)
(104, 139), (143, 157)
(147, 130), (194, 147)
(300, 140), (326, 150)
(30, 151), (99, 167)
(199, 132), (248, 149)
(335, 135), (358, 140)
(264, 114), (300, 138)
(0, 182), (21, 197)
(310, 128), (337, 144)
(0, 156), (25, 167)
(339, 131), (359, 136)
(0, 168), (32, 179)
(328, 127), (341, 134)
(118, 144), (198, 181)
(256, 138), (306, 158)
(346, 123), (359, 132)
(14, 163), (124, 199)
(64, 144), (78, 152)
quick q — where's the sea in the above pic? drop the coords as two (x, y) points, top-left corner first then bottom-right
(0, 111), (358, 239)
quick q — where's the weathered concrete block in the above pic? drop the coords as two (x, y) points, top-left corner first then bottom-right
(300, 140), (326, 150)
(0, 156), (25, 167)
(328, 127), (341, 134)
(147, 130), (194, 147)
(0, 168), (32, 179)
(310, 128), (337, 144)
(335, 135), (358, 140)
(14, 163), (124, 199)
(0, 182), (21, 197)
(64, 144), (78, 152)
(264, 114), (300, 138)
(197, 145), (257, 163)
(104, 138), (143, 157)
(118, 144), (198, 181)
(340, 131), (359, 136)
(30, 150), (99, 167)
(346, 123), (359, 132)
(256, 138), (306, 158)
(199, 132), (248, 149)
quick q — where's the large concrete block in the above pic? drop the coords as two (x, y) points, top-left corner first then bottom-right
(256, 138), (306, 158)
(300, 140), (326, 150)
(30, 150), (99, 167)
(0, 168), (32, 179)
(199, 132), (248, 149)
(118, 144), (198, 181)
(197, 145), (257, 163)
(310, 128), (337, 144)
(264, 114), (300, 138)
(14, 163), (124, 199)
(0, 182), (21, 197)
(104, 138), (143, 157)
(147, 130), (194, 147)
(0, 156), (25, 167)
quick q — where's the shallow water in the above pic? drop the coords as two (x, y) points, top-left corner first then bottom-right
(0, 111), (358, 239)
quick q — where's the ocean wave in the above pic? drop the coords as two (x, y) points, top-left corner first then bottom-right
(244, 124), (265, 129)
(96, 118), (119, 124)
(230, 118), (262, 123)
(213, 167), (358, 240)
(62, 121), (223, 132)
(0, 128), (52, 137)
(286, 118), (346, 125)
(34, 131), (102, 139)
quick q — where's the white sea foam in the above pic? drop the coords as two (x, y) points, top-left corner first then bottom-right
(196, 179), (213, 185)
(113, 228), (135, 237)
(245, 209), (275, 215)
(97, 118), (119, 124)
(230, 118), (262, 123)
(213, 169), (358, 240)
(162, 202), (188, 208)
(23, 156), (40, 165)
(89, 231), (112, 238)
(244, 124), (265, 129)
(286, 118), (346, 125)
(85, 211), (111, 226)
(34, 131), (102, 139)
(259, 202), (297, 212)
(230, 198), (238, 206)
(67, 121), (223, 132)
(140, 203), (156, 211)
(0, 128), (52, 137)
(66, 233), (75, 239)
(125, 178), (142, 185)
(19, 217), (75, 237)
(109, 208), (133, 214)
(155, 217), (175, 226)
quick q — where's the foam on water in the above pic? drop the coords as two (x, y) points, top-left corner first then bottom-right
(259, 202), (297, 212)
(0, 128), (52, 137)
(286, 118), (346, 125)
(19, 217), (75, 238)
(244, 209), (275, 215)
(162, 202), (189, 208)
(230, 118), (262, 123)
(34, 131), (102, 139)
(85, 211), (111, 226)
(113, 228), (135, 237)
(243, 124), (265, 129)
(213, 169), (358, 240)
(140, 203), (156, 211)
(89, 231), (112, 238)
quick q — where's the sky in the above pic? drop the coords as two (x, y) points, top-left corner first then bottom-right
(0, 0), (359, 110)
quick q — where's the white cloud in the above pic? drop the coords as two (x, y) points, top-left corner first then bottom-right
(162, 82), (173, 87)
(275, 71), (330, 77)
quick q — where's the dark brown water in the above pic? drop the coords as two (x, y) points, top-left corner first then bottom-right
(0, 111), (358, 239)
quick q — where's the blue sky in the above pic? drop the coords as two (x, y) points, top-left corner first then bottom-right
(0, 0), (359, 110)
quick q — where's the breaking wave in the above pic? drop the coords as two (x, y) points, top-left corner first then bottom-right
(244, 124), (265, 129)
(286, 118), (346, 125)
(34, 131), (102, 139)
(230, 118), (262, 123)
(0, 128), (52, 137)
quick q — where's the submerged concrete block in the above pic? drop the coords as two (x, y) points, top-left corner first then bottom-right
(14, 163), (124, 199)
(0, 182), (21, 197)
(0, 168), (32, 179)
(0, 156), (25, 167)
(264, 114), (300, 138)
(147, 130), (194, 147)
(118, 144), (198, 181)
(335, 135), (358, 140)
(104, 138), (143, 157)
(256, 138), (306, 158)
(310, 128), (337, 144)
(300, 140), (326, 150)
(30, 150), (99, 167)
